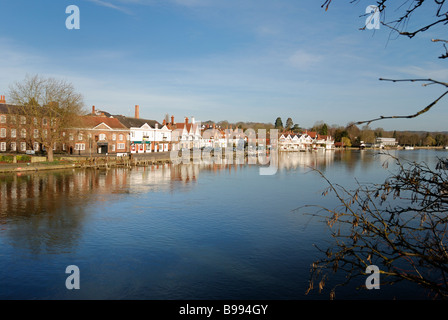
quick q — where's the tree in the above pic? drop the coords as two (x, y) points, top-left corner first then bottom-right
(341, 136), (351, 147)
(285, 117), (294, 130)
(323, 1), (448, 127)
(8, 74), (85, 161)
(274, 117), (283, 130)
(319, 123), (328, 136)
(304, 0), (448, 299)
(292, 124), (301, 133)
(360, 125), (375, 144)
(424, 133), (436, 146)
(303, 157), (448, 299)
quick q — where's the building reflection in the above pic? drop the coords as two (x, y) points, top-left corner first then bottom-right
(0, 162), (250, 218)
(278, 150), (336, 171)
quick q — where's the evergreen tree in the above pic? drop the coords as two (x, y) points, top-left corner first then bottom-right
(274, 117), (283, 130)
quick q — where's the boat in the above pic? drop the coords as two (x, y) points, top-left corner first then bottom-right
(404, 146), (414, 150)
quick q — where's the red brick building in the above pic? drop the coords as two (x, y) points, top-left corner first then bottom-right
(66, 107), (130, 156)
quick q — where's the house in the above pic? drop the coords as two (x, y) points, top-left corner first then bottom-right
(110, 106), (167, 153)
(0, 96), (59, 154)
(67, 110), (130, 155)
(278, 130), (334, 151)
(375, 137), (397, 148)
(168, 116), (202, 150)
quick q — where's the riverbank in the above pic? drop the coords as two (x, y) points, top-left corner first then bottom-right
(1, 147), (446, 173)
(0, 152), (174, 173)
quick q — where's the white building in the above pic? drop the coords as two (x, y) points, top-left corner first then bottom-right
(130, 122), (172, 153)
(279, 132), (334, 151)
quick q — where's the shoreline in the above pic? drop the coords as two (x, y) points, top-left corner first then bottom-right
(0, 147), (446, 173)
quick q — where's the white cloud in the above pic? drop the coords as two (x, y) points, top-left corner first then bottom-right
(86, 0), (134, 14)
(287, 49), (323, 70)
(393, 64), (448, 82)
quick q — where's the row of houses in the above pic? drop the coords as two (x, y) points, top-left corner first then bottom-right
(278, 132), (335, 151)
(0, 96), (337, 156)
(0, 99), (259, 156)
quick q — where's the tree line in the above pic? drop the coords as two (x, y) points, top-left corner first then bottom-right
(272, 117), (448, 147)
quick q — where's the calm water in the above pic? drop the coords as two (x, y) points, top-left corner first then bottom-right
(0, 149), (446, 300)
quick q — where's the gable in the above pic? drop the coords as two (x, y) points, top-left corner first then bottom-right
(140, 123), (152, 130)
(93, 123), (113, 130)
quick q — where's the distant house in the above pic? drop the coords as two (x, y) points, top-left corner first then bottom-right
(278, 130), (334, 151)
(376, 137), (398, 148)
(168, 116), (202, 150)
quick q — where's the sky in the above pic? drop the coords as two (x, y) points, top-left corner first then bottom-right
(0, 0), (447, 131)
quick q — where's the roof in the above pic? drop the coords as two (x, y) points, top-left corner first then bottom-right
(80, 115), (128, 129)
(112, 115), (161, 129)
(0, 104), (26, 115)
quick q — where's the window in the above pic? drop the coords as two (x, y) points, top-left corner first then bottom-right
(20, 142), (26, 151)
(111, 144), (116, 152)
(62, 143), (66, 151)
(43, 129), (47, 138)
(34, 142), (39, 151)
(112, 134), (116, 141)
(119, 134), (124, 141)
(33, 118), (38, 125)
(42, 118), (47, 125)
(11, 128), (16, 138)
(69, 133), (74, 141)
(74, 143), (85, 151)
(34, 129), (39, 138)
(21, 129), (26, 138)
(10, 142), (16, 152)
(0, 115), (6, 123)
(0, 142), (6, 151)
(0, 128), (6, 138)
(78, 133), (83, 141)
(117, 143), (125, 150)
(10, 116), (16, 124)
(99, 133), (106, 141)
(20, 116), (26, 125)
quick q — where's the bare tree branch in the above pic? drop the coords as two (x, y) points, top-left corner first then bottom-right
(350, 79), (448, 127)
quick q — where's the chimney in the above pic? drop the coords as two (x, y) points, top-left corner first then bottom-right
(185, 117), (189, 125)
(0, 95), (5, 104)
(171, 115), (174, 125)
(92, 105), (95, 115)
(135, 105), (139, 119)
(162, 119), (166, 126)
(191, 116), (195, 124)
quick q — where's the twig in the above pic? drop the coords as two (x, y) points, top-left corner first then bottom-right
(351, 78), (448, 127)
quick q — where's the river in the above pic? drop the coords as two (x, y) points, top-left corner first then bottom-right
(0, 149), (446, 300)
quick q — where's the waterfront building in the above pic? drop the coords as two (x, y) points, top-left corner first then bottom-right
(375, 137), (398, 148)
(67, 110), (130, 156)
(0, 96), (61, 154)
(279, 131), (334, 151)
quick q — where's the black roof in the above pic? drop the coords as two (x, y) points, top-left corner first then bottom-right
(112, 115), (161, 129)
(0, 103), (26, 115)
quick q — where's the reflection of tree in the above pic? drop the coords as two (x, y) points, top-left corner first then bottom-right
(0, 169), (129, 254)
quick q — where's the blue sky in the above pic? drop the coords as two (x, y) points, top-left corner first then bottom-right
(0, 0), (447, 131)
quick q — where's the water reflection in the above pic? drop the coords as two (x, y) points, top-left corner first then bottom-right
(0, 149), (446, 299)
